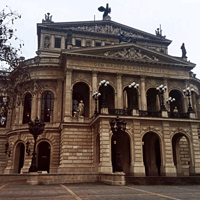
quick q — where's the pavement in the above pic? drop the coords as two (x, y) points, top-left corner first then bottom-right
(0, 182), (200, 200)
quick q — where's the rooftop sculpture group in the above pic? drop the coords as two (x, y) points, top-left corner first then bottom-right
(98, 3), (111, 20)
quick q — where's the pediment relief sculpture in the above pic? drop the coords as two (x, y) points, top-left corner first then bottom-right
(69, 25), (148, 39)
(104, 48), (159, 62)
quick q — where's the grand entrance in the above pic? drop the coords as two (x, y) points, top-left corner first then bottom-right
(172, 133), (191, 176)
(111, 132), (131, 173)
(37, 142), (50, 173)
(142, 132), (161, 176)
(13, 143), (25, 173)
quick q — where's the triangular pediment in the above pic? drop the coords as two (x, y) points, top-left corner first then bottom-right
(62, 43), (195, 69)
(38, 20), (171, 45)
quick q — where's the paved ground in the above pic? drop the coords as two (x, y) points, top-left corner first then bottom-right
(0, 182), (200, 200)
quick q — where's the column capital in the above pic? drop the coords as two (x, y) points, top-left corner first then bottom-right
(65, 68), (73, 74)
(117, 73), (123, 78)
(92, 70), (99, 75)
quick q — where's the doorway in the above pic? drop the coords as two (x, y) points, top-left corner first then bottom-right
(14, 143), (25, 173)
(142, 132), (161, 176)
(37, 142), (50, 173)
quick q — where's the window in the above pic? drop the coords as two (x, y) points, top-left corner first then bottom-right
(75, 40), (81, 47)
(41, 91), (54, 122)
(55, 37), (61, 48)
(95, 42), (101, 47)
(23, 93), (32, 124)
(65, 39), (68, 49)
(105, 43), (110, 46)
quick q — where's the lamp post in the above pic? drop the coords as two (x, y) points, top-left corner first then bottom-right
(110, 116), (126, 172)
(183, 87), (194, 113)
(92, 91), (101, 115)
(99, 80), (109, 108)
(156, 84), (167, 111)
(128, 82), (139, 109)
(166, 97), (175, 105)
(28, 117), (45, 172)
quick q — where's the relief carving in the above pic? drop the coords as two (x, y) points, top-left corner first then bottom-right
(69, 25), (148, 39)
(122, 76), (140, 88)
(97, 74), (116, 87)
(72, 72), (92, 85)
(104, 48), (159, 62)
(168, 80), (185, 92)
(145, 78), (162, 90)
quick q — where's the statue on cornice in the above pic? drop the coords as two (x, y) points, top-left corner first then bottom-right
(42, 13), (54, 23)
(98, 3), (111, 20)
(181, 43), (187, 58)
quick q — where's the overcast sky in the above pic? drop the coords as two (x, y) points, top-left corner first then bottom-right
(3, 0), (200, 78)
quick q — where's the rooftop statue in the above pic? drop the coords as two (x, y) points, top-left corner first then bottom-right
(98, 3), (111, 20)
(181, 43), (187, 58)
(42, 13), (53, 23)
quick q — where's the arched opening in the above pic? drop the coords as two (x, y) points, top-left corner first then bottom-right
(147, 88), (160, 111)
(172, 133), (191, 176)
(72, 82), (90, 117)
(13, 143), (25, 173)
(123, 86), (138, 109)
(23, 93), (32, 124)
(37, 141), (50, 173)
(111, 132), (131, 173)
(169, 90), (184, 113)
(41, 91), (54, 122)
(0, 96), (9, 127)
(99, 84), (115, 111)
(142, 132), (161, 176)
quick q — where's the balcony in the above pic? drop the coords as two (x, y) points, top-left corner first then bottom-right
(105, 109), (190, 119)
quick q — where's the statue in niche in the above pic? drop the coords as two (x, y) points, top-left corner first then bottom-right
(44, 36), (50, 48)
(181, 43), (187, 58)
(78, 100), (84, 117)
(98, 3), (111, 20)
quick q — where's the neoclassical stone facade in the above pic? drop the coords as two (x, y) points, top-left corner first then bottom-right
(0, 14), (200, 184)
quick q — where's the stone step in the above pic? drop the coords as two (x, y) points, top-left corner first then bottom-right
(125, 176), (200, 185)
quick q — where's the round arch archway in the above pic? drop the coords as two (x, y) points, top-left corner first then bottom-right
(147, 88), (160, 111)
(37, 141), (51, 173)
(142, 132), (161, 176)
(72, 82), (90, 117)
(13, 142), (25, 173)
(172, 133), (191, 176)
(111, 131), (131, 173)
(169, 90), (184, 113)
(123, 86), (138, 109)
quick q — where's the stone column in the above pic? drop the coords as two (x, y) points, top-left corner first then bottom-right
(50, 35), (54, 49)
(140, 76), (147, 110)
(81, 39), (86, 47)
(61, 37), (65, 49)
(18, 103), (23, 125)
(98, 119), (112, 173)
(131, 120), (145, 176)
(91, 40), (95, 47)
(101, 41), (105, 46)
(31, 94), (37, 121)
(91, 71), (98, 116)
(117, 74), (123, 109)
(40, 33), (44, 49)
(64, 69), (72, 122)
(163, 78), (169, 110)
(56, 79), (63, 122)
(162, 121), (177, 176)
(190, 123), (200, 174)
(72, 38), (75, 46)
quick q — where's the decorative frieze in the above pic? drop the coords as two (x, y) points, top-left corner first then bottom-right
(69, 25), (148, 39)
(104, 48), (159, 61)
(72, 72), (92, 85)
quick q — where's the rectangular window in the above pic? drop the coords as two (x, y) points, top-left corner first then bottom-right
(65, 39), (68, 49)
(105, 43), (111, 46)
(95, 42), (101, 47)
(55, 37), (61, 48)
(75, 40), (81, 47)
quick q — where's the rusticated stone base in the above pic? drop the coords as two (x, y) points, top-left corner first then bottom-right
(99, 172), (125, 186)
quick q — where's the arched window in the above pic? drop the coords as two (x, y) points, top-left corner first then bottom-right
(23, 93), (32, 124)
(41, 91), (54, 122)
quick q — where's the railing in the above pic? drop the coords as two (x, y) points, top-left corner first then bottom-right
(108, 109), (132, 116)
(168, 112), (189, 119)
(104, 108), (190, 119)
(139, 110), (161, 117)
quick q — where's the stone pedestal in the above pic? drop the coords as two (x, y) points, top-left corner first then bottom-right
(161, 110), (168, 118)
(78, 116), (84, 123)
(131, 162), (145, 176)
(189, 112), (196, 119)
(163, 163), (177, 177)
(132, 109), (139, 116)
(27, 172), (38, 185)
(100, 172), (125, 186)
(101, 108), (108, 114)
